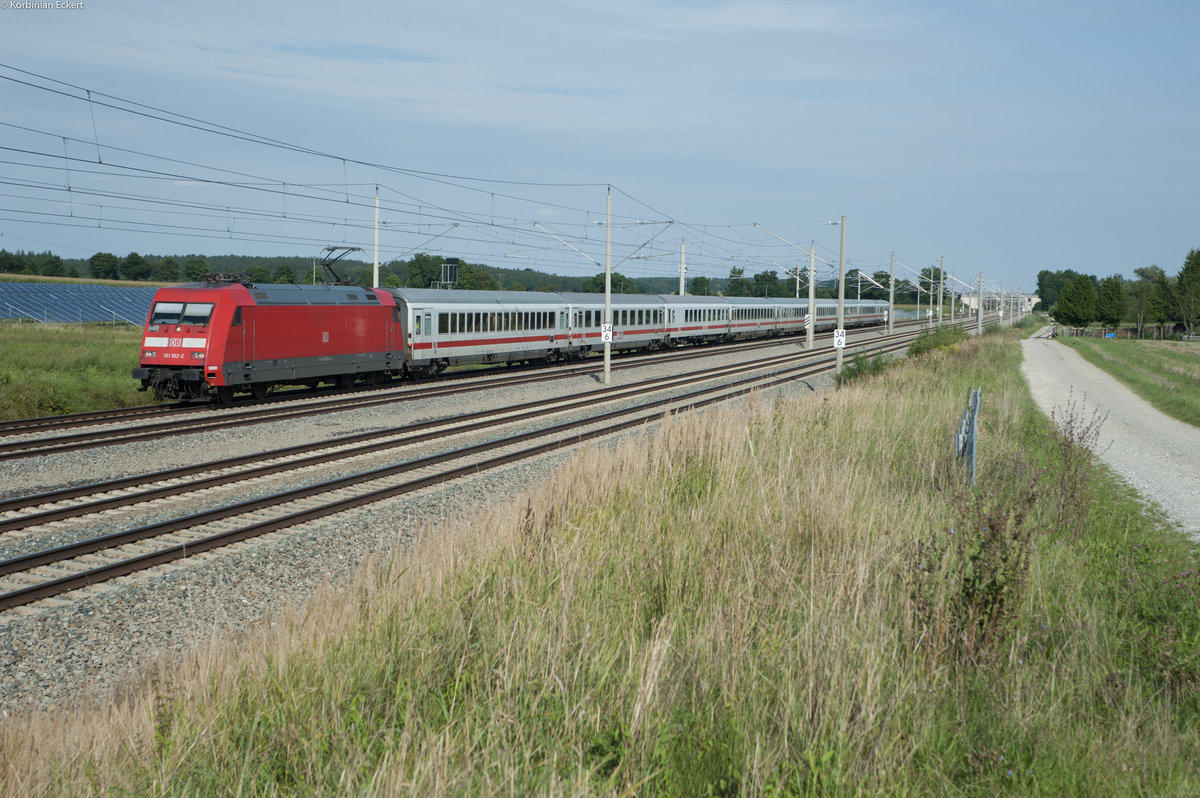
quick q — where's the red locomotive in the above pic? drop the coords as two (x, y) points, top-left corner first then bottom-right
(132, 274), (400, 403)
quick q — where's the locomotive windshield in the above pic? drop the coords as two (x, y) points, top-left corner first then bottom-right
(180, 303), (214, 325)
(150, 302), (214, 326)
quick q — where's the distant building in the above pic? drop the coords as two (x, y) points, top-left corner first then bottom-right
(958, 294), (1040, 314)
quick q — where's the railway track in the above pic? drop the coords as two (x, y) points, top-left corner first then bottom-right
(0, 314), (971, 460)
(0, 333), (916, 611)
(0, 328), (866, 461)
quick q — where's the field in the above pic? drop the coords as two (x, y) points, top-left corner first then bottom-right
(0, 320), (154, 419)
(3, 326), (1199, 795)
(1057, 336), (1200, 426)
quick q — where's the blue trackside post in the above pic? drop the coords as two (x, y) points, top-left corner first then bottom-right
(956, 387), (981, 485)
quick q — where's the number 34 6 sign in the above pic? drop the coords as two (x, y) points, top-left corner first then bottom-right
(833, 329), (846, 349)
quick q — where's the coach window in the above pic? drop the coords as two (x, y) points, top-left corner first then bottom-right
(414, 315), (421, 336)
(439, 313), (449, 334)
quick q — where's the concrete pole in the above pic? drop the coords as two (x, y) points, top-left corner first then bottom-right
(936, 256), (944, 328)
(806, 245), (815, 350)
(604, 188), (611, 384)
(678, 241), (686, 296)
(977, 272), (984, 336)
(836, 215), (846, 373)
(888, 252), (895, 335)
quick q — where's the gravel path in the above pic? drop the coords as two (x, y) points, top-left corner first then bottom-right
(1021, 331), (1200, 536)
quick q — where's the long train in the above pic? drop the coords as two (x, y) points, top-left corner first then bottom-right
(133, 275), (889, 402)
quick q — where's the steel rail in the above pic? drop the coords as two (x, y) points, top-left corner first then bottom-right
(0, 340), (911, 611)
(0, 341), (851, 530)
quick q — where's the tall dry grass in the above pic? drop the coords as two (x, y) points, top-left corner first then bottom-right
(4, 331), (1199, 795)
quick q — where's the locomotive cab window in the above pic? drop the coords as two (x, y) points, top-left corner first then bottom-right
(180, 303), (214, 325)
(149, 302), (185, 325)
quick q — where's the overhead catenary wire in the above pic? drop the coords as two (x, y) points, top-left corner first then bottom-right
(0, 63), (871, 282)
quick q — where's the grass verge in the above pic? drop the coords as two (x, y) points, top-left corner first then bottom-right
(1056, 336), (1200, 427)
(0, 320), (154, 418)
(3, 330), (1199, 795)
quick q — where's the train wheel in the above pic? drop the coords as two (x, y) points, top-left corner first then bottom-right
(337, 374), (356, 390)
(216, 387), (235, 406)
(251, 383), (270, 402)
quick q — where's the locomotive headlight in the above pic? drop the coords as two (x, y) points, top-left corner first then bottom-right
(143, 350), (157, 358)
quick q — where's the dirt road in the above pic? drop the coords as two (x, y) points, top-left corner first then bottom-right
(1020, 332), (1200, 536)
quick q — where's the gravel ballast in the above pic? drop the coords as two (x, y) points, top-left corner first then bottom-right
(0, 341), (835, 716)
(2, 330), (1196, 718)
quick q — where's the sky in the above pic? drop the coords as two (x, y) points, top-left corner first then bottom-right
(1, 0), (1197, 296)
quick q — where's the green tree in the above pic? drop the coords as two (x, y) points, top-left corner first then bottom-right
(753, 270), (787, 297)
(247, 265), (272, 285)
(183, 256), (209, 282)
(1095, 275), (1127, 331)
(1175, 248), (1200, 338)
(1151, 269), (1174, 338)
(581, 271), (636, 294)
(1126, 266), (1163, 338)
(1037, 268), (1084, 310)
(456, 264), (501, 291)
(273, 264), (297, 284)
(0, 249), (28, 273)
(724, 266), (752, 297)
(39, 252), (65, 277)
(151, 257), (180, 283)
(689, 275), (712, 296)
(88, 252), (120, 279)
(402, 253), (445, 288)
(871, 270), (893, 301)
(122, 252), (151, 281)
(1054, 274), (1097, 328)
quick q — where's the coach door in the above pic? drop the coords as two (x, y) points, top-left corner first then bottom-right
(424, 312), (435, 355)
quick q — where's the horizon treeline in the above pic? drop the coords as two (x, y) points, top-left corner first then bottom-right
(1036, 248), (1200, 338)
(0, 248), (848, 299)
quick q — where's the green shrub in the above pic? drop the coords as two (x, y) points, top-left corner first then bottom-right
(908, 326), (967, 357)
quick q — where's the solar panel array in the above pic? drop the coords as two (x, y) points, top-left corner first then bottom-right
(0, 283), (158, 325)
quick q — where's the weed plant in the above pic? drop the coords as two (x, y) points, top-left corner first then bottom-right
(4, 330), (1200, 795)
(833, 351), (889, 386)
